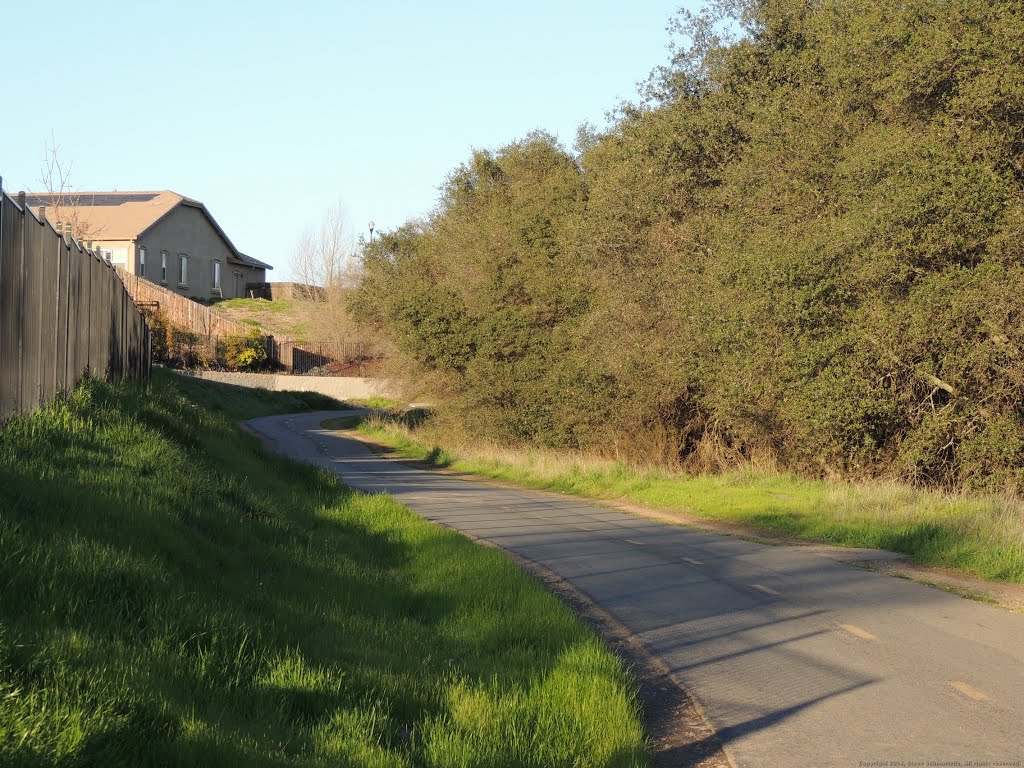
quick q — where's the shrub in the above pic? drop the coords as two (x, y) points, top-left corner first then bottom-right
(223, 329), (269, 371)
(142, 308), (173, 362)
(354, 0), (1024, 490)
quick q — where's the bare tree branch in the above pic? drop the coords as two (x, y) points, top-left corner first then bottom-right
(36, 132), (104, 241)
(290, 201), (358, 290)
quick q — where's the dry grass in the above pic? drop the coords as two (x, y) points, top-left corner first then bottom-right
(825, 480), (1024, 561)
(355, 414), (1024, 583)
(213, 297), (316, 340)
(213, 296), (388, 365)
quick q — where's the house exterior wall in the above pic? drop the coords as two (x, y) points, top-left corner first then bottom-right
(89, 240), (136, 273)
(227, 262), (267, 299)
(134, 205), (264, 299)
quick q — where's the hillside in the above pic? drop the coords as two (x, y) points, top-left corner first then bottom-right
(213, 297), (387, 375)
(213, 297), (317, 341)
(0, 371), (646, 766)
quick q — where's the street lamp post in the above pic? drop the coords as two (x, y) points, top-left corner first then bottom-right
(368, 221), (375, 243)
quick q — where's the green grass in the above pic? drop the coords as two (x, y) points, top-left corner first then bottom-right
(218, 298), (295, 314)
(213, 298), (314, 341)
(346, 396), (399, 410)
(0, 371), (647, 766)
(352, 416), (1024, 584)
(168, 370), (350, 421)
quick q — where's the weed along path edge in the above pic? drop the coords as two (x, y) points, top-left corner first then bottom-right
(246, 410), (1024, 768)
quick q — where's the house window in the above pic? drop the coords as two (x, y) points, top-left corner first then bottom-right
(212, 260), (222, 293)
(161, 251), (168, 283)
(139, 246), (146, 277)
(109, 247), (128, 266)
(178, 254), (188, 286)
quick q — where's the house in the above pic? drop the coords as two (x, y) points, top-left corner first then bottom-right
(23, 190), (272, 299)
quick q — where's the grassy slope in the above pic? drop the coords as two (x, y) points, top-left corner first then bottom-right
(213, 298), (314, 341)
(352, 417), (1024, 584)
(0, 370), (646, 767)
(166, 370), (351, 421)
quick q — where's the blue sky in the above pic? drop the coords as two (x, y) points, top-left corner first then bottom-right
(1, 1), (694, 278)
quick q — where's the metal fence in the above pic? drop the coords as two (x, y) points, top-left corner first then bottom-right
(277, 340), (376, 374)
(0, 184), (151, 423)
(149, 335), (373, 375)
(156, 328), (274, 371)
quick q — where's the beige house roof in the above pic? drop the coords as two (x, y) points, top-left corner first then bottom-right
(23, 190), (272, 270)
(25, 191), (188, 240)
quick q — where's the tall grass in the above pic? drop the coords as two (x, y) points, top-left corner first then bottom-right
(0, 371), (647, 766)
(354, 415), (1024, 583)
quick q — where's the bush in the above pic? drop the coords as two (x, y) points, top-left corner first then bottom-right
(142, 308), (173, 362)
(223, 328), (269, 370)
(354, 0), (1024, 490)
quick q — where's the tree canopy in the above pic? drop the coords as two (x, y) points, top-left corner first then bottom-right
(355, 0), (1024, 490)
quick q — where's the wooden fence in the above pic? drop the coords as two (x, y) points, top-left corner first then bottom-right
(0, 185), (151, 423)
(117, 269), (252, 337)
(118, 269), (293, 369)
(116, 269), (375, 374)
(244, 282), (326, 301)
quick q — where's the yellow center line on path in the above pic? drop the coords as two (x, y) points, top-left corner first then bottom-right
(949, 681), (989, 702)
(624, 539), (644, 545)
(750, 584), (782, 596)
(837, 623), (878, 641)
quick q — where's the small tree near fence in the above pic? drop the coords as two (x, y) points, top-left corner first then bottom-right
(223, 329), (268, 370)
(145, 308), (173, 361)
(142, 307), (270, 371)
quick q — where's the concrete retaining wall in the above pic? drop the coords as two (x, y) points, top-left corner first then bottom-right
(173, 369), (400, 401)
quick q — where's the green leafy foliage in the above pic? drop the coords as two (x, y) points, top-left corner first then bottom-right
(355, 0), (1024, 490)
(144, 310), (271, 372)
(223, 328), (269, 371)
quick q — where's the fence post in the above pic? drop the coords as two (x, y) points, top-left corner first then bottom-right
(0, 183), (5, 421)
(14, 193), (26, 412)
(21, 195), (43, 411)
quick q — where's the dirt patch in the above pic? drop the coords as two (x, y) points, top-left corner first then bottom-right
(322, 357), (386, 376)
(854, 560), (1024, 613)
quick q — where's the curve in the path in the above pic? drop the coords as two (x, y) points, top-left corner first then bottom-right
(246, 410), (1024, 768)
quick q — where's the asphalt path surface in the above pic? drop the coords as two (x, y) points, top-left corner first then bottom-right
(246, 410), (1024, 768)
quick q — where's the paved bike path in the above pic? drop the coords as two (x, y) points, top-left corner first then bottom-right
(246, 410), (1024, 768)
